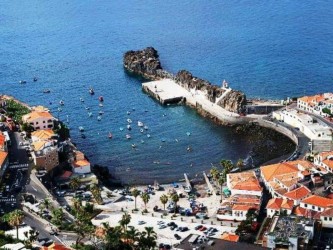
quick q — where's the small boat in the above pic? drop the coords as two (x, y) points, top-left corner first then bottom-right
(97, 116), (102, 121)
(79, 126), (84, 132)
(119, 127), (124, 131)
(127, 111), (131, 115)
(140, 129), (144, 133)
(127, 124), (131, 130)
(132, 108), (135, 111)
(187, 146), (192, 152)
(19, 80), (26, 84)
(127, 119), (132, 124)
(43, 89), (51, 93)
(88, 112), (93, 117)
(138, 121), (144, 127)
(126, 134), (131, 139)
(144, 125), (149, 130)
(108, 132), (112, 139)
(85, 107), (90, 110)
(57, 107), (62, 112)
(89, 87), (95, 95)
(99, 103), (103, 107)
(59, 100), (64, 106)
(147, 134), (151, 138)
(132, 144), (136, 148)
(99, 111), (104, 115)
(161, 138), (166, 142)
(141, 140), (145, 144)
(81, 133), (86, 139)
(186, 132), (191, 136)
(80, 98), (84, 102)
(33, 77), (38, 82)
(99, 96), (104, 102)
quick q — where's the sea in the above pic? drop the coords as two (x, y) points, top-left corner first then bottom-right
(0, 1), (332, 184)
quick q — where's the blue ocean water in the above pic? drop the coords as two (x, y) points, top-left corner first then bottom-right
(0, 1), (332, 184)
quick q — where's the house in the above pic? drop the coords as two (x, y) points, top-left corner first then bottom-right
(298, 93), (333, 116)
(300, 195), (333, 212)
(283, 186), (311, 205)
(227, 171), (262, 196)
(266, 197), (294, 218)
(320, 207), (333, 228)
(0, 151), (9, 181)
(31, 129), (56, 142)
(31, 143), (59, 172)
(217, 194), (261, 221)
(0, 132), (7, 151)
(314, 151), (333, 173)
(22, 111), (56, 130)
(261, 216), (314, 250)
(72, 159), (91, 174)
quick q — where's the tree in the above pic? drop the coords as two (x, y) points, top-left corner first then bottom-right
(160, 194), (169, 211)
(90, 184), (103, 205)
(170, 193), (179, 215)
(236, 158), (244, 171)
(21, 123), (34, 135)
(131, 188), (140, 211)
(119, 212), (131, 232)
(104, 224), (124, 249)
(40, 198), (51, 210)
(2, 210), (24, 239)
(72, 199), (94, 247)
(141, 192), (150, 212)
(210, 166), (220, 181)
(70, 177), (80, 192)
(51, 208), (64, 226)
(126, 226), (140, 248)
(23, 229), (39, 248)
(138, 227), (157, 250)
(220, 159), (234, 173)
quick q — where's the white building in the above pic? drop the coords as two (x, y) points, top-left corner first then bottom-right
(266, 197), (294, 218)
(320, 207), (333, 228)
(72, 159), (91, 174)
(22, 111), (56, 130)
(300, 195), (333, 212)
(227, 171), (262, 196)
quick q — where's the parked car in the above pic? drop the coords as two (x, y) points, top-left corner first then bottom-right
(174, 234), (181, 240)
(195, 225), (203, 230)
(138, 221), (146, 225)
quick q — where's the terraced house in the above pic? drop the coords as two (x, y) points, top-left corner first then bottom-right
(22, 110), (56, 130)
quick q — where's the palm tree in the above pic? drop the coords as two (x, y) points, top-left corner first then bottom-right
(210, 166), (220, 181)
(170, 193), (179, 215)
(119, 212), (131, 232)
(90, 184), (103, 204)
(139, 227), (157, 249)
(41, 198), (51, 210)
(220, 159), (234, 173)
(126, 226), (140, 248)
(160, 194), (168, 211)
(131, 188), (140, 211)
(141, 192), (150, 212)
(105, 225), (123, 249)
(23, 229), (39, 248)
(2, 209), (24, 239)
(236, 158), (244, 171)
(51, 207), (64, 226)
(70, 177), (80, 192)
(218, 174), (226, 203)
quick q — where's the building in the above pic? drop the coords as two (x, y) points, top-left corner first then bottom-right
(22, 111), (56, 130)
(31, 141), (59, 172)
(314, 151), (333, 173)
(71, 151), (91, 174)
(31, 129), (56, 142)
(227, 171), (262, 196)
(220, 233), (239, 242)
(320, 207), (333, 228)
(272, 109), (333, 152)
(0, 132), (7, 151)
(300, 195), (333, 212)
(298, 93), (333, 116)
(217, 194), (261, 221)
(283, 186), (311, 205)
(266, 197), (294, 218)
(0, 151), (9, 181)
(262, 216), (315, 250)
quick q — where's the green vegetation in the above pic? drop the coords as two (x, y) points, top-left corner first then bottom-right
(4, 99), (30, 122)
(90, 184), (103, 205)
(51, 208), (65, 226)
(160, 194), (168, 211)
(322, 107), (332, 116)
(140, 192), (150, 213)
(170, 193), (179, 215)
(70, 177), (81, 192)
(2, 209), (25, 239)
(0, 230), (20, 247)
(53, 121), (70, 140)
(131, 188), (140, 211)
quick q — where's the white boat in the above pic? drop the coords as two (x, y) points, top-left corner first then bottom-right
(85, 107), (90, 110)
(140, 129), (144, 133)
(127, 111), (131, 115)
(79, 126), (84, 132)
(97, 116), (102, 121)
(186, 132), (191, 136)
(89, 87), (94, 95)
(99, 103), (103, 107)
(43, 89), (51, 93)
(132, 144), (136, 148)
(138, 121), (144, 127)
(126, 134), (131, 139)
(127, 124), (131, 130)
(141, 140), (145, 144)
(147, 134), (151, 138)
(144, 125), (149, 130)
(108, 132), (112, 139)
(88, 112), (93, 117)
(127, 119), (132, 124)
(59, 100), (64, 106)
(99, 111), (104, 115)
(80, 97), (84, 102)
(19, 80), (26, 84)
(119, 127), (124, 131)
(58, 107), (62, 112)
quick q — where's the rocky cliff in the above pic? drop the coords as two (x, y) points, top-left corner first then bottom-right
(123, 47), (246, 113)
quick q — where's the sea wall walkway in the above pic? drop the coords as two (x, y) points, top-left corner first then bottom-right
(142, 79), (309, 163)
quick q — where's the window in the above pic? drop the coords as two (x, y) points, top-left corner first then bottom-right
(36, 122), (38, 125)
(330, 217), (332, 221)
(312, 205), (315, 209)
(325, 217), (328, 221)
(43, 121), (45, 123)
(304, 204), (308, 208)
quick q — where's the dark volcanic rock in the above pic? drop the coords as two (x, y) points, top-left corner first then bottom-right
(217, 90), (247, 113)
(123, 47), (167, 80)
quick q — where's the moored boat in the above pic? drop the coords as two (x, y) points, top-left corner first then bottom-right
(59, 100), (65, 106)
(144, 125), (149, 130)
(43, 89), (51, 93)
(33, 77), (38, 82)
(138, 121), (144, 127)
(97, 116), (102, 121)
(80, 97), (84, 102)
(19, 80), (26, 84)
(108, 132), (112, 139)
(186, 132), (191, 136)
(119, 127), (124, 131)
(147, 134), (151, 138)
(127, 124), (131, 130)
(127, 111), (131, 115)
(99, 96), (104, 102)
(99, 103), (103, 107)
(126, 134), (131, 139)
(89, 87), (95, 95)
(79, 126), (84, 132)
(132, 144), (136, 148)
(127, 118), (132, 124)
(99, 111), (104, 115)
(88, 112), (93, 117)
(140, 129), (144, 133)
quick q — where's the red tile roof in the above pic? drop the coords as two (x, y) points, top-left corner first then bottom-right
(301, 195), (333, 208)
(221, 233), (239, 242)
(266, 198), (293, 210)
(283, 186), (311, 201)
(0, 151), (8, 166)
